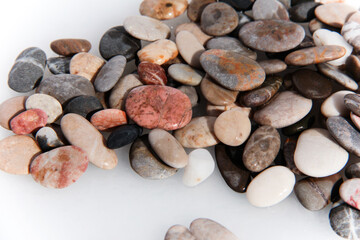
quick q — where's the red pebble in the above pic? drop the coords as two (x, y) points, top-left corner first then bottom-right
(90, 109), (127, 131)
(10, 109), (48, 135)
(138, 61), (167, 85)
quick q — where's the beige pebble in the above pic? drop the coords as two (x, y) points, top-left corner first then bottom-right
(190, 218), (240, 240)
(70, 52), (105, 82)
(165, 225), (196, 240)
(0, 96), (26, 130)
(137, 39), (178, 65)
(315, 3), (357, 28)
(176, 31), (205, 68)
(25, 93), (62, 123)
(206, 103), (251, 117)
(168, 64), (204, 86)
(175, 22), (213, 45)
(139, 0), (188, 20)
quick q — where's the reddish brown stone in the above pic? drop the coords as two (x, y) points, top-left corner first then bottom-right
(10, 109), (47, 135)
(90, 109), (127, 131)
(138, 62), (167, 85)
(50, 39), (91, 56)
(125, 85), (192, 130)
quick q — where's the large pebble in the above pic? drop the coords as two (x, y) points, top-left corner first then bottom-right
(190, 218), (240, 240)
(177, 86), (198, 107)
(70, 52), (105, 82)
(124, 16), (170, 41)
(35, 126), (64, 152)
(315, 3), (356, 28)
(176, 31), (205, 68)
(318, 63), (358, 90)
(138, 62), (167, 85)
(109, 74), (143, 109)
(175, 22), (213, 45)
(50, 39), (91, 56)
(294, 128), (348, 177)
(252, 0), (289, 20)
(10, 109), (47, 135)
(137, 39), (178, 65)
(329, 203), (360, 240)
(61, 113), (117, 170)
(168, 64), (203, 86)
(340, 179), (360, 210)
(107, 124), (142, 149)
(165, 225), (196, 240)
(47, 57), (71, 75)
(64, 95), (103, 118)
(246, 166), (295, 207)
(25, 93), (62, 123)
(258, 59), (286, 74)
(345, 94), (360, 116)
(0, 96), (26, 130)
(139, 0), (188, 20)
(321, 90), (355, 117)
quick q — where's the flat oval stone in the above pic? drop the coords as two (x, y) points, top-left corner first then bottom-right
(182, 149), (215, 187)
(109, 74), (143, 109)
(138, 39), (178, 65)
(177, 86), (198, 107)
(138, 61), (167, 85)
(246, 166), (295, 207)
(345, 162), (360, 179)
(292, 69), (332, 99)
(340, 179), (360, 210)
(30, 146), (88, 188)
(0, 96), (26, 130)
(294, 174), (341, 211)
(139, 0), (188, 20)
(289, 2), (319, 22)
(187, 0), (216, 22)
(129, 135), (177, 179)
(346, 55), (360, 82)
(174, 116), (219, 148)
(90, 109), (127, 131)
(165, 225), (196, 240)
(254, 91), (312, 128)
(190, 218), (240, 240)
(107, 124), (142, 149)
(342, 18), (360, 53)
(125, 85), (192, 130)
(252, 0), (289, 20)
(8, 47), (46, 92)
(344, 94), (360, 116)
(283, 137), (302, 175)
(214, 108), (251, 146)
(201, 74), (239, 106)
(200, 2), (239, 36)
(243, 126), (280, 172)
(35, 126), (64, 152)
(176, 31), (205, 68)
(239, 20), (305, 53)
(329, 203), (360, 239)
(47, 57), (71, 75)
(149, 128), (188, 168)
(10, 109), (47, 135)
(64, 95), (103, 118)
(258, 59), (286, 74)
(175, 22), (213, 45)
(50, 39), (91, 56)
(200, 49), (265, 91)
(318, 63), (358, 90)
(351, 112), (360, 131)
(25, 93), (62, 123)
(315, 3), (356, 28)
(61, 113), (117, 169)
(241, 76), (283, 107)
(93, 55), (126, 92)
(0, 135), (41, 175)
(99, 26), (141, 61)
(70, 52), (105, 82)
(294, 128), (349, 177)
(168, 64), (204, 86)
(321, 90), (355, 118)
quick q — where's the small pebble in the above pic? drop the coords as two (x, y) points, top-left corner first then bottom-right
(35, 126), (64, 152)
(190, 218), (240, 240)
(25, 93), (62, 123)
(252, 0), (289, 21)
(109, 74), (143, 109)
(137, 39), (178, 65)
(70, 52), (105, 82)
(176, 31), (205, 68)
(50, 39), (91, 56)
(177, 86), (198, 107)
(168, 64), (204, 86)
(107, 124), (142, 149)
(10, 109), (47, 135)
(315, 3), (356, 28)
(64, 95), (103, 118)
(340, 178), (360, 210)
(329, 203), (360, 239)
(258, 59), (286, 74)
(175, 22), (213, 45)
(317, 63), (358, 91)
(139, 0), (188, 20)
(47, 57), (71, 75)
(344, 94), (360, 116)
(321, 90), (355, 118)
(138, 61), (167, 85)
(345, 162), (360, 179)
(90, 109), (127, 131)
(165, 225), (196, 240)
(0, 96), (26, 130)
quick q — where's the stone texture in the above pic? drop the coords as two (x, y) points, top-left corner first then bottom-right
(289, 2), (319, 22)
(137, 39), (178, 65)
(346, 162), (360, 179)
(329, 203), (360, 239)
(35, 126), (65, 152)
(283, 137), (302, 175)
(219, 0), (254, 11)
(139, 0), (188, 20)
(138, 62), (167, 85)
(344, 94), (360, 116)
(177, 86), (198, 107)
(346, 55), (360, 82)
(351, 112), (360, 131)
(176, 31), (205, 69)
(258, 59), (286, 74)
(90, 109), (127, 131)
(107, 124), (142, 149)
(25, 93), (62, 123)
(342, 13), (360, 53)
(175, 23), (213, 45)
(282, 112), (315, 136)
(70, 52), (105, 82)
(0, 96), (26, 130)
(190, 218), (240, 240)
(187, 0), (216, 22)
(165, 225), (196, 240)
(340, 179), (360, 210)
(252, 0), (289, 21)
(50, 39), (91, 56)
(168, 64), (204, 86)
(308, 18), (339, 34)
(47, 57), (71, 75)
(10, 109), (47, 135)
(321, 90), (355, 118)
(315, 3), (356, 28)
(206, 103), (250, 117)
(64, 95), (103, 118)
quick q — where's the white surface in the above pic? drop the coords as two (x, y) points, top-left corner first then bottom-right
(0, 1), (342, 240)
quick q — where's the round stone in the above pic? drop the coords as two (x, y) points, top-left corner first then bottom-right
(345, 162), (360, 179)
(70, 52), (105, 82)
(90, 109), (127, 131)
(187, 0), (216, 22)
(289, 2), (319, 22)
(190, 218), (240, 240)
(315, 3), (357, 28)
(168, 64), (204, 86)
(25, 93), (62, 123)
(252, 0), (289, 20)
(139, 0), (188, 20)
(10, 109), (47, 135)
(109, 74), (143, 109)
(176, 31), (205, 68)
(64, 95), (103, 118)
(165, 225), (196, 240)
(177, 86), (198, 107)
(35, 126), (64, 152)
(47, 57), (71, 75)
(329, 203), (360, 240)
(340, 179), (360, 210)
(137, 39), (178, 65)
(107, 124), (143, 149)
(318, 63), (358, 90)
(175, 22), (213, 45)
(0, 96), (26, 130)
(344, 94), (360, 116)
(321, 90), (355, 118)
(258, 59), (286, 74)
(138, 61), (167, 85)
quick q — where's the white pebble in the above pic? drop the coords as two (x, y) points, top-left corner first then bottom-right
(321, 90), (354, 118)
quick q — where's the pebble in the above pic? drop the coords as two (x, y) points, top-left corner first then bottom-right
(315, 0), (360, 8)
(99, 26), (141, 61)
(70, 52), (105, 82)
(93, 55), (126, 92)
(329, 203), (360, 240)
(174, 116), (219, 148)
(36, 74), (96, 105)
(200, 49), (265, 91)
(64, 95), (103, 118)
(187, 0), (216, 22)
(47, 57), (71, 75)
(125, 85), (192, 130)
(165, 225), (196, 240)
(283, 137), (302, 175)
(289, 2), (319, 22)
(61, 113), (117, 170)
(25, 93), (63, 123)
(340, 179), (360, 210)
(10, 109), (47, 135)
(90, 109), (127, 131)
(214, 108), (251, 146)
(168, 64), (203, 86)
(175, 23), (213, 45)
(219, 0), (254, 11)
(176, 31), (205, 68)
(345, 162), (360, 179)
(254, 91), (312, 128)
(246, 166), (295, 207)
(200, 74), (239, 106)
(294, 128), (349, 177)
(139, 0), (188, 20)
(0, 135), (41, 175)
(321, 90), (355, 118)
(258, 59), (286, 74)
(317, 63), (358, 91)
(109, 74), (143, 109)
(292, 69), (332, 99)
(294, 174), (341, 211)
(252, 0), (289, 21)
(346, 55), (360, 82)
(207, 103), (250, 117)
(50, 39), (91, 56)
(107, 124), (142, 149)
(315, 3), (356, 28)
(8, 47), (46, 92)
(137, 39), (178, 65)
(351, 112), (360, 131)
(124, 16), (170, 41)
(35, 126), (64, 152)
(149, 128), (188, 168)
(241, 76), (283, 108)
(344, 94), (360, 116)
(190, 218), (240, 240)
(138, 61), (167, 85)
(129, 135), (177, 179)
(308, 18), (338, 34)
(341, 21), (360, 54)
(0, 96), (26, 130)
(282, 112), (315, 136)
(239, 20), (305, 53)
(177, 86), (198, 107)
(243, 126), (280, 172)
(182, 149), (215, 187)
(30, 146), (88, 189)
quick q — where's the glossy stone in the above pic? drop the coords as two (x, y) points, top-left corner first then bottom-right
(64, 95), (103, 118)
(168, 64), (204, 86)
(283, 137), (302, 175)
(109, 74), (143, 109)
(165, 225), (196, 240)
(50, 39), (91, 56)
(315, 3), (356, 28)
(321, 90), (355, 118)
(177, 86), (198, 107)
(346, 55), (360, 82)
(10, 109), (47, 135)
(289, 2), (319, 22)
(107, 124), (142, 149)
(137, 39), (178, 65)
(90, 109), (127, 131)
(252, 0), (289, 21)
(25, 93), (63, 123)
(346, 162), (360, 179)
(47, 57), (71, 75)
(139, 0), (188, 20)
(175, 22), (213, 45)
(70, 52), (105, 82)
(190, 218), (240, 240)
(329, 203), (360, 239)
(258, 59), (286, 74)
(282, 113), (315, 136)
(344, 94), (360, 116)
(176, 31), (205, 68)
(138, 62), (167, 85)
(35, 126), (64, 152)
(0, 96), (26, 130)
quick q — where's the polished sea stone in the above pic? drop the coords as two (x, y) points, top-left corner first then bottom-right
(90, 109), (127, 131)
(220, 0), (254, 10)
(243, 126), (280, 172)
(292, 69), (332, 99)
(123, 15), (170, 41)
(70, 52), (105, 82)
(346, 162), (360, 179)
(64, 95), (103, 118)
(329, 203), (360, 239)
(175, 23), (213, 45)
(149, 128), (188, 168)
(289, 2), (319, 22)
(200, 49), (265, 91)
(294, 128), (349, 177)
(252, 0), (289, 21)
(99, 26), (141, 61)
(346, 55), (360, 82)
(342, 14), (360, 53)
(168, 64), (204, 86)
(10, 109), (47, 135)
(25, 93), (62, 123)
(8, 47), (46, 92)
(351, 112), (360, 131)
(239, 20), (305, 53)
(241, 76), (283, 108)
(258, 59), (286, 74)
(109, 74), (143, 109)
(200, 2), (239, 36)
(190, 218), (240, 240)
(30, 146), (88, 189)
(138, 61), (167, 85)
(0, 135), (41, 175)
(207, 103), (250, 117)
(139, 0), (188, 20)
(321, 90), (355, 118)
(315, 3), (356, 28)
(176, 31), (205, 68)
(93, 55), (126, 92)
(130, 135), (177, 179)
(47, 57), (71, 75)
(246, 166), (296, 207)
(318, 63), (358, 91)
(344, 94), (360, 116)
(137, 39), (178, 65)
(254, 91), (312, 128)
(50, 39), (91, 56)
(125, 85), (192, 130)
(201, 74), (239, 106)
(174, 116), (219, 148)
(283, 137), (302, 175)
(0, 96), (26, 130)
(294, 174), (341, 211)
(35, 126), (65, 152)
(165, 225), (196, 240)
(340, 179), (360, 210)
(282, 112), (315, 136)
(188, 0), (215, 22)
(177, 86), (198, 107)
(107, 124), (142, 149)
(36, 74), (96, 105)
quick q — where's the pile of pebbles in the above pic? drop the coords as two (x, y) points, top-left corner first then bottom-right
(1, 0), (360, 238)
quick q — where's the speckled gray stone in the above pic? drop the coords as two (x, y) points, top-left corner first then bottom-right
(206, 37), (257, 60)
(94, 55), (126, 92)
(47, 57), (71, 75)
(64, 95), (103, 118)
(344, 94), (360, 116)
(329, 203), (360, 239)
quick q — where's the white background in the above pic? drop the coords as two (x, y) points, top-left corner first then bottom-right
(0, 0), (342, 239)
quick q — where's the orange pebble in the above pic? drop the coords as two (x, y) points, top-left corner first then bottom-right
(90, 109), (127, 131)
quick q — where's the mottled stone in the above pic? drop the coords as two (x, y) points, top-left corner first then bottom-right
(137, 39), (178, 65)
(289, 2), (319, 22)
(25, 93), (62, 123)
(252, 0), (289, 21)
(321, 90), (355, 118)
(346, 55), (360, 82)
(35, 126), (64, 152)
(187, 0), (216, 22)
(175, 23), (213, 45)
(190, 218), (240, 240)
(0, 96), (26, 130)
(47, 57), (71, 75)
(342, 13), (360, 53)
(64, 95), (103, 118)
(345, 94), (360, 116)
(239, 20), (305, 53)
(10, 109), (47, 135)
(90, 109), (127, 131)
(168, 64), (203, 86)
(315, 3), (356, 28)
(139, 0), (188, 20)
(340, 179), (360, 210)
(346, 162), (360, 179)
(283, 137), (302, 175)
(319, 63), (358, 90)
(282, 112), (315, 136)
(176, 31), (205, 68)
(138, 61), (167, 85)
(177, 86), (198, 107)
(183, 149), (214, 187)
(258, 59), (286, 74)
(70, 52), (105, 82)
(107, 124), (142, 149)
(50, 39), (91, 56)
(165, 225), (196, 240)
(329, 203), (360, 239)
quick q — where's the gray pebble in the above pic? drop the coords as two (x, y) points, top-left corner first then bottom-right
(344, 94), (360, 116)
(329, 203), (360, 239)
(47, 57), (71, 75)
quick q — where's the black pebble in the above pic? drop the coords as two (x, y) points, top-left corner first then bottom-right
(107, 124), (143, 149)
(289, 2), (320, 22)
(64, 95), (103, 118)
(219, 0), (254, 11)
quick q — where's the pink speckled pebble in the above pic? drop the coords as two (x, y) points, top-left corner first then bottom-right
(90, 109), (127, 131)
(10, 109), (48, 135)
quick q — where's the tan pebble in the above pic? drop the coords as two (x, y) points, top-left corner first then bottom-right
(137, 39), (178, 65)
(258, 59), (287, 74)
(0, 96), (26, 130)
(175, 22), (213, 45)
(315, 3), (357, 28)
(190, 218), (240, 240)
(70, 52), (105, 82)
(25, 93), (62, 123)
(139, 0), (188, 20)
(207, 103), (251, 117)
(176, 31), (205, 68)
